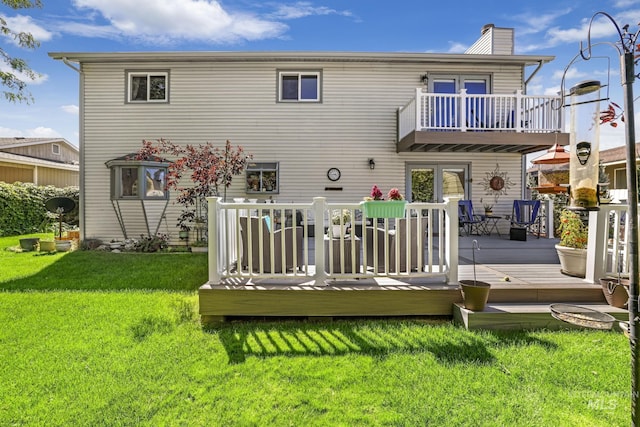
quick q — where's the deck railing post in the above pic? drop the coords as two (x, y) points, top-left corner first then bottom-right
(444, 196), (460, 284)
(515, 90), (523, 132)
(459, 89), (467, 132)
(585, 208), (608, 283)
(313, 197), (328, 285)
(415, 87), (422, 131)
(207, 196), (221, 284)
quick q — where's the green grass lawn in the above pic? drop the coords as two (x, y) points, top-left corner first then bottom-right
(0, 234), (632, 426)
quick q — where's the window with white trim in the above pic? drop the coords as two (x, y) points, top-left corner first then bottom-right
(278, 71), (320, 102)
(246, 162), (279, 194)
(127, 71), (168, 103)
(52, 143), (60, 155)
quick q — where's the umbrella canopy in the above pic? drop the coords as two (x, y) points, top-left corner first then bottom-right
(531, 143), (570, 165)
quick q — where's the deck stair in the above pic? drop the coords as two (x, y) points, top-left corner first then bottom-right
(454, 302), (628, 331)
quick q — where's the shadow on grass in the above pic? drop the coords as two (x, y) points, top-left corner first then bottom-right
(0, 250), (207, 291)
(204, 319), (557, 365)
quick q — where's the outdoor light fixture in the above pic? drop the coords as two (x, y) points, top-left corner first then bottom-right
(420, 74), (428, 85)
(368, 158), (375, 170)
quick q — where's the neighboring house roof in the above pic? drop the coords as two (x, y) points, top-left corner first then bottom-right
(599, 143), (640, 165)
(0, 137), (78, 155)
(0, 151), (79, 171)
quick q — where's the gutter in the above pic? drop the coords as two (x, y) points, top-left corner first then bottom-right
(524, 59), (547, 92)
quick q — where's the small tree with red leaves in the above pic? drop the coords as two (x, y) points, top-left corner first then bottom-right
(135, 139), (251, 240)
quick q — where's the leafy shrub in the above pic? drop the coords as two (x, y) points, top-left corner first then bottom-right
(0, 182), (79, 236)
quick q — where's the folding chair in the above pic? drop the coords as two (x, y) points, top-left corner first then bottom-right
(458, 200), (486, 236)
(510, 200), (541, 238)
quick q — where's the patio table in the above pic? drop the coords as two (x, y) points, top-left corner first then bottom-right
(483, 215), (502, 237)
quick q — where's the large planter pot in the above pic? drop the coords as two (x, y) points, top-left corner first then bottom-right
(600, 277), (629, 308)
(39, 240), (56, 252)
(331, 224), (347, 238)
(19, 238), (40, 252)
(459, 280), (491, 311)
(55, 239), (72, 252)
(555, 244), (587, 278)
(363, 200), (407, 218)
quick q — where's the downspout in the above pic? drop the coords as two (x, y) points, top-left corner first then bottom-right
(59, 57), (85, 241)
(524, 59), (547, 94)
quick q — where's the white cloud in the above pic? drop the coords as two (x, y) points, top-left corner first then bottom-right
(61, 105), (79, 115)
(0, 63), (48, 85)
(69, 0), (288, 44)
(0, 14), (53, 46)
(447, 42), (467, 54)
(0, 126), (61, 138)
(269, 2), (352, 20)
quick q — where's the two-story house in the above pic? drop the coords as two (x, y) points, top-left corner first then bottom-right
(50, 24), (567, 242)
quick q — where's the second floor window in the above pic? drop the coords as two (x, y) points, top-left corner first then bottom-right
(127, 71), (168, 103)
(279, 71), (320, 102)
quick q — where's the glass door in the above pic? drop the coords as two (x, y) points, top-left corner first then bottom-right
(408, 164), (468, 203)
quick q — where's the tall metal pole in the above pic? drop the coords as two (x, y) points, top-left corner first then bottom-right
(621, 50), (640, 425)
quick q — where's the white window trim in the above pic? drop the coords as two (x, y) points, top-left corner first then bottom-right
(126, 71), (169, 103)
(52, 143), (60, 155)
(278, 71), (321, 102)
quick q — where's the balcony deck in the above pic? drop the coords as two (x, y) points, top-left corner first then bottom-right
(396, 89), (569, 154)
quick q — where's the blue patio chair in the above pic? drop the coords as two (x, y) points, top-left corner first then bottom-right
(511, 200), (541, 238)
(458, 200), (486, 236)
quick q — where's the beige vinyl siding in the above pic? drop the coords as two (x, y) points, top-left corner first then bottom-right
(81, 59), (527, 241)
(3, 143), (78, 164)
(0, 162), (78, 187)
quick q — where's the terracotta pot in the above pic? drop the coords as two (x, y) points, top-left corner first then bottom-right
(600, 277), (629, 308)
(555, 244), (587, 278)
(459, 280), (491, 311)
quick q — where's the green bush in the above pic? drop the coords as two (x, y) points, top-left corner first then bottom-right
(0, 182), (79, 236)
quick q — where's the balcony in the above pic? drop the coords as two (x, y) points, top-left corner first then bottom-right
(397, 89), (568, 154)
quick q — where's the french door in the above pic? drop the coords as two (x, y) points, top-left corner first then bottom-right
(407, 164), (469, 203)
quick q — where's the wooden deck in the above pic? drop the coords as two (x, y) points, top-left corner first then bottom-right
(199, 263), (610, 324)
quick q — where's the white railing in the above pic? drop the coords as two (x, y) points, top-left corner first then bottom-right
(398, 88), (563, 141)
(586, 204), (636, 282)
(206, 196), (459, 285)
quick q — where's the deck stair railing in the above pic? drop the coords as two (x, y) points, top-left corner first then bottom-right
(398, 88), (563, 141)
(207, 196), (459, 285)
(586, 204), (637, 283)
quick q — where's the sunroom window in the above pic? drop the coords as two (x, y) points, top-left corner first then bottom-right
(279, 71), (320, 102)
(127, 71), (169, 103)
(246, 162), (279, 193)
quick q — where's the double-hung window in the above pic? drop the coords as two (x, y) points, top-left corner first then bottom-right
(278, 71), (320, 102)
(127, 71), (169, 103)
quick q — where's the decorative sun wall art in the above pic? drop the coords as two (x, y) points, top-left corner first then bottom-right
(482, 163), (514, 201)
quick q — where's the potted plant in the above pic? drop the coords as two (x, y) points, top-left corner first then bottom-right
(481, 198), (493, 216)
(362, 185), (407, 218)
(459, 239), (491, 311)
(555, 209), (588, 277)
(331, 209), (351, 238)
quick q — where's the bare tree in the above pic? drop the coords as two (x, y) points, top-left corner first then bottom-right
(1, 0), (42, 103)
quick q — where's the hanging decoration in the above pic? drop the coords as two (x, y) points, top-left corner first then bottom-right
(482, 163), (514, 199)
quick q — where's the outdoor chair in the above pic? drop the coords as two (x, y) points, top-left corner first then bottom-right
(458, 200), (486, 236)
(239, 216), (303, 273)
(365, 217), (422, 273)
(510, 200), (541, 238)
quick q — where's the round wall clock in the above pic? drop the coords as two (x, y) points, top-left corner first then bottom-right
(327, 167), (341, 181)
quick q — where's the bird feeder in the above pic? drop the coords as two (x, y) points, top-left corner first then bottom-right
(568, 80), (601, 210)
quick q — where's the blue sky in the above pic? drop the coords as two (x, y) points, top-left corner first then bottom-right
(2, 0), (640, 155)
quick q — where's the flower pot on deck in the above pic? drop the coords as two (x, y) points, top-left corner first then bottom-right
(459, 280), (491, 311)
(555, 244), (587, 278)
(363, 200), (407, 218)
